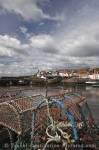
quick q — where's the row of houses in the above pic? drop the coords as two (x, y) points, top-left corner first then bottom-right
(36, 68), (99, 80)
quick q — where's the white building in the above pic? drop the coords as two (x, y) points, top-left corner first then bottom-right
(88, 74), (99, 80)
(59, 72), (69, 77)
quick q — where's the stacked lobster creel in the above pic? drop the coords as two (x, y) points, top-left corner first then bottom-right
(31, 93), (99, 150)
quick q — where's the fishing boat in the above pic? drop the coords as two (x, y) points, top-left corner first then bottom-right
(85, 80), (99, 85)
(47, 76), (61, 85)
(92, 83), (99, 88)
(62, 77), (86, 85)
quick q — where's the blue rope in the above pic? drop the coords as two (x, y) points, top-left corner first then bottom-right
(61, 96), (79, 140)
(31, 97), (79, 144)
(65, 109), (79, 141)
(49, 99), (79, 141)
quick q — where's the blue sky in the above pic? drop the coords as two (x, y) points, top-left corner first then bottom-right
(0, 0), (99, 76)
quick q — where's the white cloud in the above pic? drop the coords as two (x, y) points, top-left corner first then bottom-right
(58, 23), (99, 57)
(0, 0), (99, 76)
(0, 0), (64, 21)
(0, 34), (66, 75)
(19, 26), (31, 38)
(39, 22), (45, 26)
(1, 20), (99, 76)
(30, 34), (60, 54)
(0, 29), (99, 76)
(30, 34), (54, 48)
(0, 35), (29, 57)
(19, 26), (28, 34)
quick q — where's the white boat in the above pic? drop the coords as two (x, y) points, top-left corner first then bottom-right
(86, 81), (98, 85)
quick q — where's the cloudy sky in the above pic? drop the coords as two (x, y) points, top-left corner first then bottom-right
(0, 0), (99, 76)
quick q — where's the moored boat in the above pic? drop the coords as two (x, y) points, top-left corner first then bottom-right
(92, 84), (99, 88)
(62, 77), (86, 85)
(86, 79), (99, 85)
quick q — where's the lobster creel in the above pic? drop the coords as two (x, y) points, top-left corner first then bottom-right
(31, 93), (99, 150)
